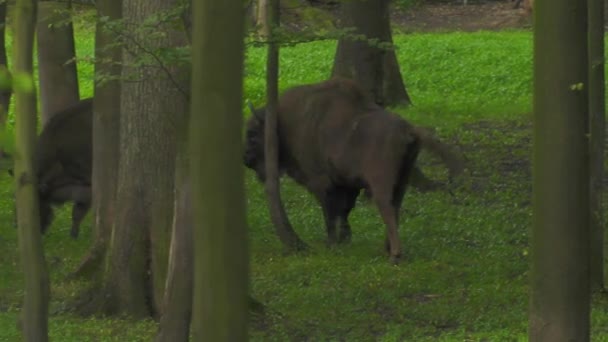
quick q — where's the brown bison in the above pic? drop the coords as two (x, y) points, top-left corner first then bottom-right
(244, 78), (463, 263)
(11, 99), (93, 238)
(36, 98), (93, 238)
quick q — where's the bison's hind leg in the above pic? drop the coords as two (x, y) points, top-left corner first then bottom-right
(337, 187), (359, 243)
(320, 186), (360, 245)
(373, 141), (420, 264)
(372, 192), (402, 264)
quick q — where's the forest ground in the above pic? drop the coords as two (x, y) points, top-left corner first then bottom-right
(391, 0), (532, 32)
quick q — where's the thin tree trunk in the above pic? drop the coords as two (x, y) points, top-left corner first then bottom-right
(13, 0), (50, 340)
(0, 0), (11, 135)
(529, 0), (590, 339)
(331, 0), (410, 107)
(588, 0), (605, 292)
(263, 0), (308, 251)
(37, 0), (80, 125)
(190, 0), (249, 340)
(71, 0), (122, 280)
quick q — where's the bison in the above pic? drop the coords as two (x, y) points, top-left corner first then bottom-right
(37, 98), (92, 238)
(11, 98), (93, 238)
(243, 78), (463, 263)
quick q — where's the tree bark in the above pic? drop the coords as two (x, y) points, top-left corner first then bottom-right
(155, 27), (192, 336)
(36, 0), (80, 125)
(13, 0), (50, 340)
(331, 0), (410, 107)
(529, 0), (590, 340)
(262, 0), (308, 252)
(190, 0), (249, 340)
(0, 0), (11, 134)
(257, 0), (269, 35)
(588, 0), (605, 292)
(71, 0), (122, 280)
(100, 0), (188, 317)
(154, 159), (193, 342)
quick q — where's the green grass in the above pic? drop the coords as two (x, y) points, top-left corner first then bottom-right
(1, 21), (608, 341)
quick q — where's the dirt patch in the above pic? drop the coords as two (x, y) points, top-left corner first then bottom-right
(391, 1), (532, 32)
(456, 119), (532, 197)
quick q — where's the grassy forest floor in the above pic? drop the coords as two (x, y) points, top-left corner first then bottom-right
(1, 2), (608, 341)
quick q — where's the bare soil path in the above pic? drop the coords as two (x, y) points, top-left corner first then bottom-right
(391, 1), (532, 32)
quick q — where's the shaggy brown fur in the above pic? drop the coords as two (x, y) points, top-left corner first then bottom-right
(244, 78), (462, 263)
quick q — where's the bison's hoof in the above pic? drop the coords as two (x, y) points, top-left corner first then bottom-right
(70, 230), (79, 239)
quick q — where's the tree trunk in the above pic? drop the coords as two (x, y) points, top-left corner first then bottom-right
(331, 0), (410, 107)
(154, 148), (193, 342)
(190, 0), (249, 340)
(155, 26), (192, 336)
(529, 0), (590, 340)
(13, 0), (50, 340)
(256, 0), (269, 36)
(588, 0), (605, 292)
(99, 0), (188, 317)
(71, 0), (122, 280)
(263, 0), (308, 251)
(37, 0), (80, 125)
(0, 0), (11, 134)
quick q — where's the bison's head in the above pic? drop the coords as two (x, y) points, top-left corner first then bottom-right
(243, 104), (267, 182)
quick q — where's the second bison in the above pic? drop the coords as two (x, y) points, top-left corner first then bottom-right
(35, 98), (92, 238)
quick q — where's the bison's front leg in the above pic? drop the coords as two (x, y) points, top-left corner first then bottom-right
(46, 184), (92, 238)
(70, 201), (91, 239)
(320, 198), (340, 245)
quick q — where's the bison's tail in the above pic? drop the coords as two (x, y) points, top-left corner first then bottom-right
(413, 126), (465, 182)
(398, 133), (422, 185)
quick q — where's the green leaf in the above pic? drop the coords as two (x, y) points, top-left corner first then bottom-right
(12, 72), (35, 93)
(0, 66), (11, 90)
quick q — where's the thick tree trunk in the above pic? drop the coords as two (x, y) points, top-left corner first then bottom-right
(190, 0), (249, 340)
(529, 0), (590, 340)
(71, 0), (122, 280)
(588, 0), (605, 292)
(331, 0), (410, 107)
(13, 0), (50, 340)
(100, 0), (188, 317)
(37, 0), (80, 125)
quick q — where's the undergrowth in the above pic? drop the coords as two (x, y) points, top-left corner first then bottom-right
(1, 22), (607, 341)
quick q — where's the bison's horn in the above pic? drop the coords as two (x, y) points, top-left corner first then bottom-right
(247, 100), (265, 122)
